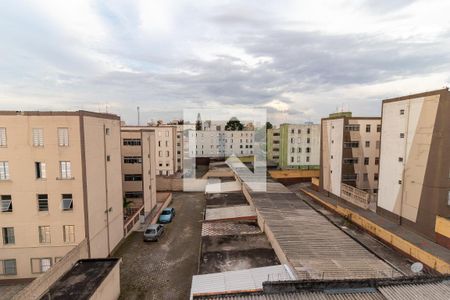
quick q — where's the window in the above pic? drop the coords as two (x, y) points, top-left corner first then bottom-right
(374, 173), (379, 181)
(0, 128), (6, 147)
(291, 129), (294, 134)
(365, 141), (370, 147)
(63, 225), (75, 243)
(364, 157), (369, 165)
(400, 109), (405, 115)
(307, 128), (311, 134)
(1, 195), (12, 212)
(39, 226), (51, 244)
(290, 138), (294, 143)
(32, 128), (44, 146)
(345, 124), (360, 131)
(61, 194), (73, 211)
(0, 161), (10, 180)
(366, 124), (371, 132)
(398, 157), (403, 162)
(344, 141), (359, 148)
(124, 191), (143, 198)
(342, 174), (357, 181)
(400, 133), (405, 138)
(297, 156), (301, 162)
(297, 129), (301, 134)
(35, 162), (46, 179)
(57, 128), (69, 146)
(298, 147), (302, 153)
(343, 158), (358, 164)
(2, 227), (15, 244)
(307, 138), (310, 143)
(105, 128), (110, 135)
(306, 156), (310, 162)
(38, 194), (48, 212)
(291, 147), (295, 153)
(57, 161), (72, 179)
(290, 157), (294, 163)
(377, 124), (381, 132)
(31, 258), (52, 274)
(124, 174), (142, 181)
(123, 156), (142, 164)
(166, 151), (170, 157)
(363, 173), (368, 181)
(1, 259), (17, 275)
(306, 147), (310, 153)
(123, 138), (141, 146)
(375, 157), (380, 165)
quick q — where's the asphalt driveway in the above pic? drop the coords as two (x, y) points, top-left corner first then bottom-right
(114, 192), (205, 300)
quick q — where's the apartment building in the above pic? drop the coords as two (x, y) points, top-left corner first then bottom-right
(0, 111), (123, 279)
(320, 112), (381, 197)
(188, 130), (255, 158)
(174, 124), (196, 172)
(147, 125), (177, 175)
(275, 123), (320, 169)
(121, 128), (157, 217)
(377, 88), (450, 246)
(267, 128), (280, 164)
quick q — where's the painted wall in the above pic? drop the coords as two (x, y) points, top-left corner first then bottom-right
(321, 118), (343, 196)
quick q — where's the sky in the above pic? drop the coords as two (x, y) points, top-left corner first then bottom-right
(1, 0), (449, 125)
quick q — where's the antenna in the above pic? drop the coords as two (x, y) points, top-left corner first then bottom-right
(137, 106), (140, 126)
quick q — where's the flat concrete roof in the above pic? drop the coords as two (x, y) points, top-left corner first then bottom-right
(39, 259), (120, 300)
(202, 221), (261, 237)
(206, 193), (249, 207)
(205, 205), (256, 222)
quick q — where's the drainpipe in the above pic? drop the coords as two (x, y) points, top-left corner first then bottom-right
(103, 124), (111, 255)
(399, 102), (410, 225)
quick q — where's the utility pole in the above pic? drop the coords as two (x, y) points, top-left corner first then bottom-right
(137, 106), (140, 126)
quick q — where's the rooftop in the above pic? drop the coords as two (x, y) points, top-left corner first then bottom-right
(39, 258), (120, 300)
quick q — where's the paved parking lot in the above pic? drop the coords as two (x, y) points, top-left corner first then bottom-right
(114, 192), (205, 300)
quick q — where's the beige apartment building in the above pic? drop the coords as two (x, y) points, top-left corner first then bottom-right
(121, 127), (157, 217)
(148, 125), (178, 175)
(320, 112), (381, 200)
(377, 88), (450, 247)
(0, 111), (124, 279)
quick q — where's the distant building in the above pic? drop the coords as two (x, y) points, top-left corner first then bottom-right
(377, 88), (450, 247)
(320, 112), (381, 197)
(121, 127), (157, 218)
(267, 123), (320, 169)
(0, 111), (123, 279)
(188, 130), (255, 158)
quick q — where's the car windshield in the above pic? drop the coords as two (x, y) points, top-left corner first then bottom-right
(145, 229), (156, 234)
(161, 210), (171, 215)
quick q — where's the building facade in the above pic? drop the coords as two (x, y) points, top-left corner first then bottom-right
(188, 130), (255, 158)
(377, 88), (450, 246)
(121, 128), (157, 218)
(320, 113), (381, 198)
(0, 111), (123, 279)
(277, 123), (320, 169)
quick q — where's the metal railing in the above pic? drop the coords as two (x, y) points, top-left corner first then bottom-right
(123, 205), (144, 237)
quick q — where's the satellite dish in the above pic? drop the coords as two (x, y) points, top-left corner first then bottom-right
(411, 262), (423, 273)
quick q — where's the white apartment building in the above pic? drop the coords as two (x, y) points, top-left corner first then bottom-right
(0, 111), (123, 279)
(188, 130), (255, 158)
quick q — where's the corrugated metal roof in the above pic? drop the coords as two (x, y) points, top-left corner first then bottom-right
(205, 206), (256, 221)
(191, 265), (295, 299)
(194, 291), (385, 300)
(245, 186), (400, 280)
(379, 281), (450, 300)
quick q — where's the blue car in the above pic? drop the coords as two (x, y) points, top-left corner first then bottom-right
(158, 207), (176, 224)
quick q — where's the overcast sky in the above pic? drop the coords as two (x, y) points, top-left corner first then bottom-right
(1, 0), (449, 125)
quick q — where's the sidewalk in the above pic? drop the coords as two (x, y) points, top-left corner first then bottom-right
(300, 187), (450, 273)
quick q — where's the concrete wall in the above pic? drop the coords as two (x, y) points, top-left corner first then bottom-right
(83, 116), (123, 259)
(90, 258), (121, 300)
(321, 118), (343, 196)
(156, 177), (207, 192)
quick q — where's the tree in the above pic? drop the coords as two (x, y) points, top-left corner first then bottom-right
(225, 117), (244, 131)
(265, 122), (273, 130)
(196, 113), (202, 131)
